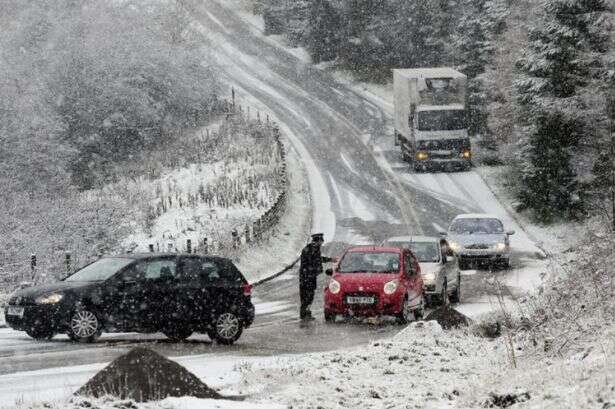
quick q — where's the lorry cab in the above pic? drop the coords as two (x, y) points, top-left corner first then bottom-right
(393, 68), (472, 172)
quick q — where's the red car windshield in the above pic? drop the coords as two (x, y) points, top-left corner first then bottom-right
(339, 252), (400, 273)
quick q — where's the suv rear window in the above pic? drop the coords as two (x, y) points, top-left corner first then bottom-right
(180, 257), (246, 284)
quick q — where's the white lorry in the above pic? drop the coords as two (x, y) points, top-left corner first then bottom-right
(393, 68), (471, 172)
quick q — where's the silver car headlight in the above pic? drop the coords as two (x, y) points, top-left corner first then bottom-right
(422, 272), (436, 283)
(35, 293), (64, 305)
(448, 241), (461, 252)
(493, 243), (506, 251)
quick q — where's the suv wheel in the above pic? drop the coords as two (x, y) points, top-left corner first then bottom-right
(163, 325), (193, 342)
(212, 312), (243, 345)
(68, 309), (102, 343)
(26, 327), (54, 340)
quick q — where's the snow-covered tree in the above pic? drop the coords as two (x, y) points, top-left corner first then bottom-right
(307, 0), (341, 63)
(589, 81), (615, 230)
(454, 0), (508, 140)
(514, 0), (609, 221)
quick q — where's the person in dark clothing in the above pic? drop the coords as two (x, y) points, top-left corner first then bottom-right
(299, 233), (333, 321)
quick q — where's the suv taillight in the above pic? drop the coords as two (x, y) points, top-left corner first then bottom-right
(242, 283), (252, 297)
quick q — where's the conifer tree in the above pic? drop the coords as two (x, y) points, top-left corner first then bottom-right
(454, 0), (507, 140)
(306, 0), (341, 63)
(590, 82), (615, 230)
(514, 0), (608, 221)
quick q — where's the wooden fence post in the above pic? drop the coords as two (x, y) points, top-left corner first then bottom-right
(65, 252), (71, 275)
(245, 224), (251, 244)
(30, 254), (36, 281)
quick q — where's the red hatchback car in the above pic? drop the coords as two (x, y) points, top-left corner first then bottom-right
(324, 246), (425, 323)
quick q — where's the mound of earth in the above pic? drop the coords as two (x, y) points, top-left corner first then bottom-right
(75, 347), (222, 402)
(425, 305), (470, 329)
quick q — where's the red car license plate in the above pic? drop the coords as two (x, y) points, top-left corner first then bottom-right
(346, 296), (375, 305)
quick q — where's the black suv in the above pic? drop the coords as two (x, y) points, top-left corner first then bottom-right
(4, 254), (255, 344)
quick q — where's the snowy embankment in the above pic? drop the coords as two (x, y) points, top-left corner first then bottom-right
(100, 112), (311, 283)
(9, 319), (613, 408)
(235, 145), (311, 283)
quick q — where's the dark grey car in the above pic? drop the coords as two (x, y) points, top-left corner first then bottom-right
(5, 253), (255, 344)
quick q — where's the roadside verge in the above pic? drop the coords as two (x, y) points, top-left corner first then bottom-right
(236, 145), (311, 285)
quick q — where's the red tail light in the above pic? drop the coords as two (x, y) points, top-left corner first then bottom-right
(242, 283), (252, 297)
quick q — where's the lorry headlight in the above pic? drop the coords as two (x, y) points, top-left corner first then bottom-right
(416, 151), (429, 161)
(494, 243), (506, 251)
(383, 280), (399, 295)
(461, 150), (472, 159)
(328, 279), (341, 294)
(36, 293), (63, 305)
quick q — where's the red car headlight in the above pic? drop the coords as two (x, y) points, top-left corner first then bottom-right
(328, 279), (341, 294)
(383, 280), (399, 295)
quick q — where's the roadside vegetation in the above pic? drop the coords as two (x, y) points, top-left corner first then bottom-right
(0, 1), (282, 285)
(258, 0), (615, 226)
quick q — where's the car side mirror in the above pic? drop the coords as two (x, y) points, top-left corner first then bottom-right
(507, 230), (516, 236)
(325, 268), (333, 276)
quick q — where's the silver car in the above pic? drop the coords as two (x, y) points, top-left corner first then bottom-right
(382, 236), (460, 306)
(443, 214), (515, 270)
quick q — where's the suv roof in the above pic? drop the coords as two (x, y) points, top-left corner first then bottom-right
(107, 253), (230, 261)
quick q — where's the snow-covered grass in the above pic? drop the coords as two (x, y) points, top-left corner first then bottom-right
(235, 145), (311, 283)
(238, 321), (500, 408)
(6, 317), (615, 408)
(92, 115), (285, 255)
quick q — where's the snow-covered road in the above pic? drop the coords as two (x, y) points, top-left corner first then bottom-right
(0, 0), (548, 402)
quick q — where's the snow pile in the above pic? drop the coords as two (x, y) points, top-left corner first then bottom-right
(76, 347), (222, 402)
(17, 396), (281, 409)
(425, 306), (471, 330)
(239, 324), (499, 408)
